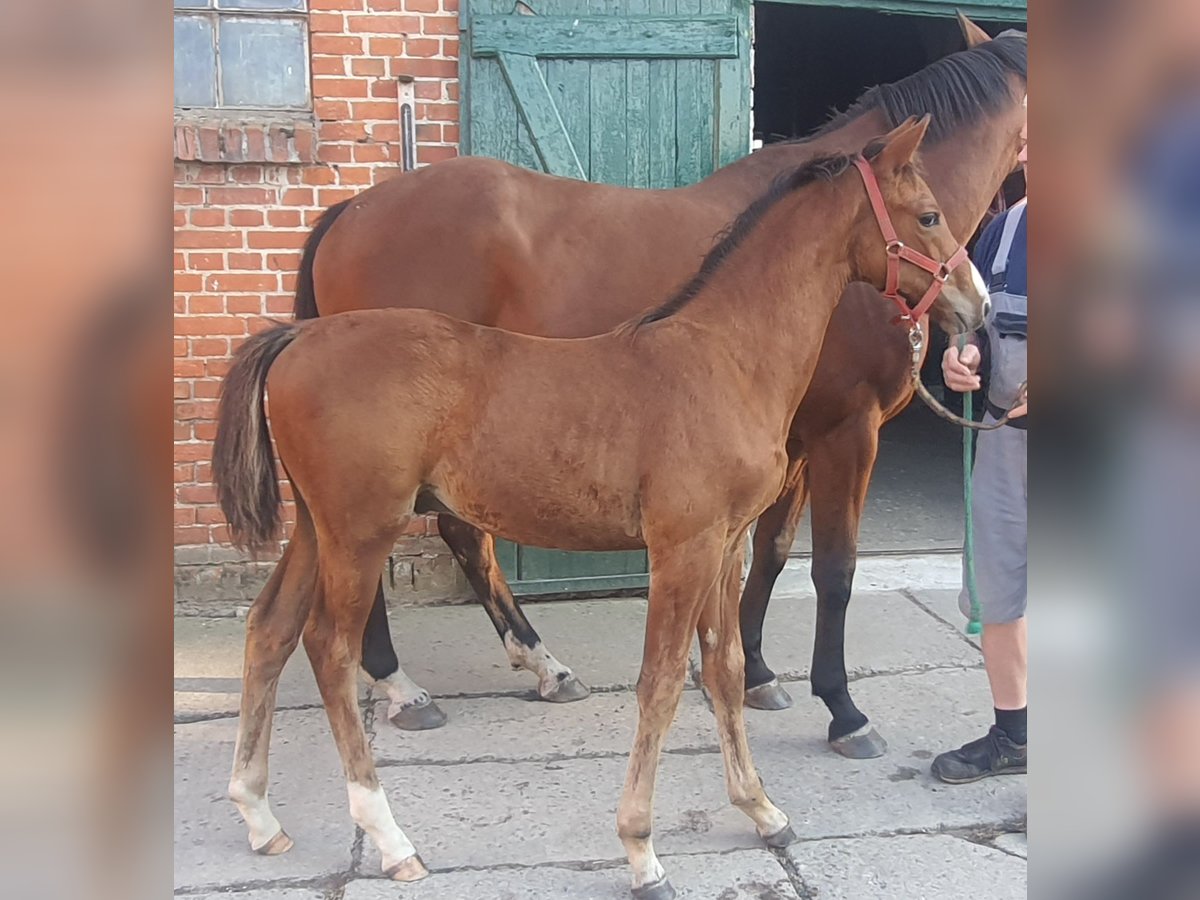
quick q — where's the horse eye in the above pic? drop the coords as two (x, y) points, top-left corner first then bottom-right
(919, 212), (940, 228)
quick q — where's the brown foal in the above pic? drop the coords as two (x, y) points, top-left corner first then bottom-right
(213, 118), (986, 897)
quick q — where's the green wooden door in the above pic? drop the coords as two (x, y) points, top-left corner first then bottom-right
(461, 0), (750, 595)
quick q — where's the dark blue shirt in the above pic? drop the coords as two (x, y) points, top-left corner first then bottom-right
(972, 205), (1027, 297)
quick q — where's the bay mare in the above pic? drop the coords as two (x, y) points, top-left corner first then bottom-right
(299, 21), (1027, 755)
(213, 121), (986, 894)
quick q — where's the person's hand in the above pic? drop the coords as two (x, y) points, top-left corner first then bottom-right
(942, 343), (981, 392)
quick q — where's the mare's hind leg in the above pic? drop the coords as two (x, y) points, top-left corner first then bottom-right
(360, 582), (447, 731)
(808, 421), (887, 759)
(229, 512), (317, 854)
(305, 536), (427, 881)
(740, 456), (809, 711)
(617, 531), (723, 900)
(438, 514), (589, 702)
(700, 539), (793, 846)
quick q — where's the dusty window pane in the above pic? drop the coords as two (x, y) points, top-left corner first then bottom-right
(174, 0), (212, 8)
(218, 0), (306, 11)
(174, 15), (216, 108)
(219, 17), (309, 109)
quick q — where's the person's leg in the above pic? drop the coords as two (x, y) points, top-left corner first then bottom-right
(934, 422), (1027, 784)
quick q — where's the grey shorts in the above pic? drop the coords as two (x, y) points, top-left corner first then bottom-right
(959, 415), (1028, 624)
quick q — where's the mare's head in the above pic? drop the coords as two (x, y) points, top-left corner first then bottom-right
(847, 115), (989, 335)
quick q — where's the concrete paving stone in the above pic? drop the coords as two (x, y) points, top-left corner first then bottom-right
(174, 616), (326, 720)
(174, 709), (354, 891)
(180, 891), (325, 900)
(360, 669), (1022, 875)
(787, 834), (1026, 899)
(992, 831), (1028, 859)
(905, 588), (982, 648)
(744, 590), (978, 685)
(744, 669), (1026, 839)
(370, 691), (720, 766)
(344, 849), (799, 899)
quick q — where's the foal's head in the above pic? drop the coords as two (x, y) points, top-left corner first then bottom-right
(848, 116), (989, 334)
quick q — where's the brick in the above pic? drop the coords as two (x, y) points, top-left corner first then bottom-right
(174, 422), (192, 442)
(416, 123), (441, 143)
(394, 58), (457, 78)
(247, 230), (309, 250)
(420, 145), (458, 164)
(313, 0), (364, 8)
(178, 484), (217, 504)
(338, 167), (373, 185)
(442, 37), (460, 59)
(175, 525), (208, 544)
(208, 187), (275, 205)
(205, 273), (278, 292)
(315, 99), (352, 121)
(281, 187), (316, 206)
(347, 14), (420, 33)
(404, 37), (440, 58)
(175, 230), (243, 249)
(421, 101), (459, 122)
(190, 338), (229, 356)
(309, 12), (346, 33)
(267, 209), (303, 227)
(175, 359), (206, 378)
(318, 188), (359, 205)
(196, 507), (228, 525)
(176, 400), (220, 420)
(353, 143), (395, 163)
(229, 209), (264, 227)
(422, 14), (458, 35)
(267, 252), (301, 270)
(174, 462), (194, 482)
(302, 167), (338, 185)
(175, 272), (203, 292)
(414, 80), (441, 100)
(175, 186), (203, 205)
(246, 127), (267, 161)
(189, 208), (225, 227)
(443, 0), (458, 10)
(193, 380), (223, 399)
(175, 316), (247, 336)
(194, 421), (219, 441)
(230, 165), (265, 184)
(312, 56), (346, 77)
(351, 101), (400, 120)
(368, 0), (402, 9)
(351, 58), (386, 76)
(320, 121), (369, 141)
(267, 295), (295, 315)
(174, 381), (190, 399)
(227, 252), (264, 269)
(371, 78), (399, 98)
(370, 122), (400, 142)
(281, 274), (298, 291)
(187, 296), (224, 314)
(227, 296), (264, 314)
(442, 124), (460, 144)
(311, 34), (362, 55)
(174, 210), (187, 228)
(404, 0), (439, 10)
(319, 144), (354, 163)
(174, 507), (196, 526)
(315, 77), (369, 99)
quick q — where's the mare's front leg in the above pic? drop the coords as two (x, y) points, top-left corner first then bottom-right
(438, 515), (589, 702)
(740, 456), (809, 710)
(617, 532), (724, 900)
(360, 581), (447, 731)
(807, 420), (888, 759)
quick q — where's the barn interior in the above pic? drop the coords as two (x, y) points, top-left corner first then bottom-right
(752, 4), (1026, 556)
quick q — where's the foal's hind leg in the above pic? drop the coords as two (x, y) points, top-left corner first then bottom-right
(229, 513), (317, 854)
(740, 457), (809, 711)
(701, 541), (793, 846)
(305, 537), (427, 881)
(617, 532), (722, 900)
(807, 421), (887, 759)
(439, 514), (589, 702)
(360, 582), (447, 731)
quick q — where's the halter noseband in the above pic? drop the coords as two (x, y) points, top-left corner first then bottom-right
(852, 156), (969, 324)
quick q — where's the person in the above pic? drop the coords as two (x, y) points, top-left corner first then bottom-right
(931, 116), (1028, 783)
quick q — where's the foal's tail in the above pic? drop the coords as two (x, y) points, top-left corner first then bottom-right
(212, 322), (301, 552)
(293, 199), (351, 320)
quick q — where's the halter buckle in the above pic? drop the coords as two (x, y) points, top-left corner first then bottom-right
(885, 240), (905, 256)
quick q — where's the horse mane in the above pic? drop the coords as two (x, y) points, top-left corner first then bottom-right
(806, 31), (1027, 145)
(630, 153), (858, 329)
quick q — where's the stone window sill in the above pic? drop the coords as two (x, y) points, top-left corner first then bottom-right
(174, 114), (317, 165)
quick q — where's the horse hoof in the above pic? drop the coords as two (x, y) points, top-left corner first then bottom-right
(384, 854), (429, 882)
(390, 697), (448, 731)
(254, 829), (293, 856)
(763, 822), (798, 849)
(542, 674), (591, 703)
(830, 726), (888, 759)
(744, 679), (793, 710)
(632, 877), (677, 900)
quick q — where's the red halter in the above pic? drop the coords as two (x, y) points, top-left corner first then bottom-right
(852, 157), (970, 324)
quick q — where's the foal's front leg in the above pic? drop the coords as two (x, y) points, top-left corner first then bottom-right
(701, 544), (794, 845)
(438, 515), (589, 702)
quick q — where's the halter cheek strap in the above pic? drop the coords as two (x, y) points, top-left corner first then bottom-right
(852, 157), (969, 324)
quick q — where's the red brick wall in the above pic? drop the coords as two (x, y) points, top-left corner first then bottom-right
(174, 0), (462, 603)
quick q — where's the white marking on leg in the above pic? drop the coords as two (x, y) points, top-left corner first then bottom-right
(627, 836), (666, 890)
(361, 664), (430, 719)
(503, 632), (575, 698)
(229, 777), (283, 851)
(704, 628), (718, 649)
(347, 781), (419, 874)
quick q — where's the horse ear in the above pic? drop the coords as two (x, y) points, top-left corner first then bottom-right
(957, 11), (991, 48)
(867, 115), (931, 171)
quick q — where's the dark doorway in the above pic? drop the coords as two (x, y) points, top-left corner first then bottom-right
(752, 4), (1025, 556)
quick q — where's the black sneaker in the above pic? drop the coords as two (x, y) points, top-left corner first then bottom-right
(931, 726), (1027, 784)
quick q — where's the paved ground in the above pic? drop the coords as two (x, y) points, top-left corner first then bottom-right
(175, 576), (1026, 899)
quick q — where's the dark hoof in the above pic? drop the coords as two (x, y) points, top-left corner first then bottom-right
(830, 726), (888, 759)
(744, 679), (794, 711)
(542, 675), (591, 703)
(763, 822), (798, 849)
(253, 829), (293, 856)
(632, 877), (676, 900)
(384, 853), (429, 882)
(390, 697), (448, 731)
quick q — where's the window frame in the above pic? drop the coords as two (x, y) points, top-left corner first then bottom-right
(174, 0), (313, 115)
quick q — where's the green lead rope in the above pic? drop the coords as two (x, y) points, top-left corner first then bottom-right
(959, 333), (983, 637)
